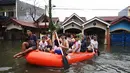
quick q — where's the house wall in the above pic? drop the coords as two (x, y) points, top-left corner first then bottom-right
(110, 20), (130, 46)
(64, 23), (82, 31)
(0, 0), (44, 21)
(128, 8), (130, 16)
(17, 0), (44, 22)
(110, 20), (130, 32)
(5, 29), (22, 40)
(118, 7), (128, 16)
(84, 21), (107, 31)
(0, 5), (16, 17)
(63, 16), (84, 25)
(84, 20), (108, 44)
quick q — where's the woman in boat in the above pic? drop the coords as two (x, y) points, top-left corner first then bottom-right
(59, 34), (69, 55)
(51, 32), (60, 54)
(45, 35), (52, 51)
(13, 30), (38, 58)
(68, 35), (81, 53)
(69, 34), (75, 48)
(51, 32), (68, 55)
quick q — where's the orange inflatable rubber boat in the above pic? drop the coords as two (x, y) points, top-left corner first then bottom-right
(25, 50), (95, 67)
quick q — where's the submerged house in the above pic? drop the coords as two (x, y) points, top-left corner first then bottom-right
(4, 14), (59, 40)
(62, 13), (86, 34)
(82, 17), (110, 44)
(61, 13), (110, 44)
(0, 0), (45, 40)
(110, 16), (130, 46)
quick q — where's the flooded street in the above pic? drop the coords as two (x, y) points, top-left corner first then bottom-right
(0, 41), (130, 73)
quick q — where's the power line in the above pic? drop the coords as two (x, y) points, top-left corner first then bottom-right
(53, 8), (122, 11)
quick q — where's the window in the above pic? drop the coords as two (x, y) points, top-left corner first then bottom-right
(26, 12), (30, 17)
(0, 12), (4, 16)
(7, 11), (14, 17)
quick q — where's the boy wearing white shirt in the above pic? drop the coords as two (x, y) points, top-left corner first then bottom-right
(39, 36), (48, 51)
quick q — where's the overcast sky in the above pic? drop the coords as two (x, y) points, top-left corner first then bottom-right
(21, 0), (130, 21)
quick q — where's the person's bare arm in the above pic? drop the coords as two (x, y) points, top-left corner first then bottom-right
(36, 40), (39, 49)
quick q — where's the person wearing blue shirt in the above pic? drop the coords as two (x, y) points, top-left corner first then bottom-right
(80, 35), (87, 52)
(13, 30), (38, 58)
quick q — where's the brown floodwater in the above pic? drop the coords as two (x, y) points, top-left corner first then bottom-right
(0, 41), (130, 73)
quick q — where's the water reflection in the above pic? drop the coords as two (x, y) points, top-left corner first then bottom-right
(0, 41), (130, 73)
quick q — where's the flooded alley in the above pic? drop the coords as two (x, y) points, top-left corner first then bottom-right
(0, 41), (130, 73)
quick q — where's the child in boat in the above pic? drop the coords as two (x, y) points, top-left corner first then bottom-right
(38, 36), (48, 51)
(13, 30), (38, 58)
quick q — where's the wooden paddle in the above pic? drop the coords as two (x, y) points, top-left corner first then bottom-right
(54, 31), (70, 69)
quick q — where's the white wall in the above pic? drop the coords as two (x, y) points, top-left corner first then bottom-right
(17, 0), (45, 22)
(118, 7), (128, 16)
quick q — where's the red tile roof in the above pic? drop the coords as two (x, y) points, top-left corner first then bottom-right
(39, 22), (49, 28)
(110, 16), (130, 25)
(11, 18), (49, 28)
(99, 16), (121, 21)
(11, 18), (37, 28)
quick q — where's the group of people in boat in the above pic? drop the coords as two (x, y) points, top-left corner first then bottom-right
(13, 30), (99, 59)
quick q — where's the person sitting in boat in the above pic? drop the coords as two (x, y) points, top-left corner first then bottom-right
(13, 30), (38, 58)
(86, 41), (94, 52)
(90, 35), (94, 43)
(38, 36), (48, 51)
(52, 32), (69, 55)
(68, 35), (81, 53)
(45, 35), (52, 51)
(80, 34), (87, 52)
(91, 36), (100, 55)
(59, 34), (69, 55)
(51, 31), (61, 54)
(67, 34), (75, 48)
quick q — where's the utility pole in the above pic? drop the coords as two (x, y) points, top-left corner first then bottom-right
(45, 5), (47, 28)
(49, 0), (52, 31)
